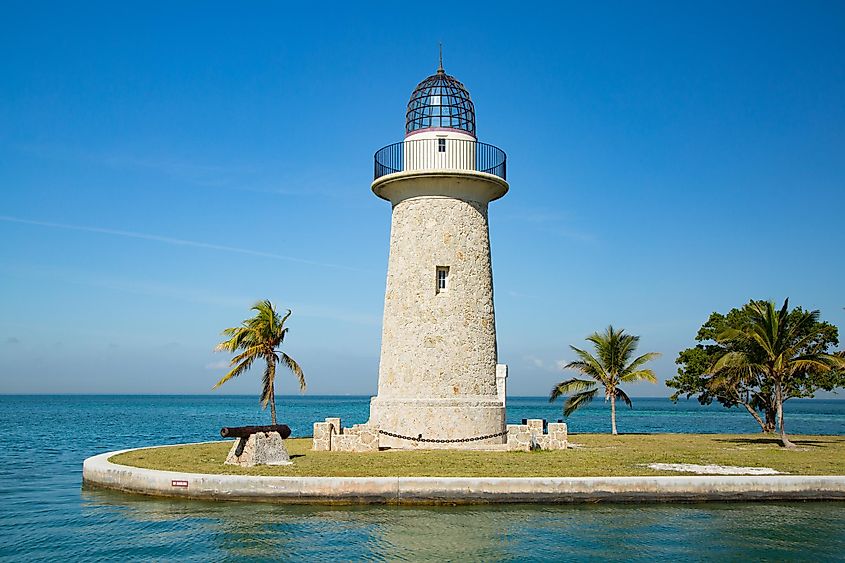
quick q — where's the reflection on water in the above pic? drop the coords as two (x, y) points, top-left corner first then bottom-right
(80, 488), (845, 561)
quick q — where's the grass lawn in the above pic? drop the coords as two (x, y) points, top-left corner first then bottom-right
(108, 434), (845, 478)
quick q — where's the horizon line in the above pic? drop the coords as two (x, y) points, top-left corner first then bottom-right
(0, 393), (841, 401)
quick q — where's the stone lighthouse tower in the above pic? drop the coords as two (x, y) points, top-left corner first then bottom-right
(367, 58), (509, 448)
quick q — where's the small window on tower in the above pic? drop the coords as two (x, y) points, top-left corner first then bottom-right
(436, 266), (449, 293)
(438, 138), (446, 153)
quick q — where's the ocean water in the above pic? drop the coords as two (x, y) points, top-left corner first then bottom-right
(0, 395), (843, 561)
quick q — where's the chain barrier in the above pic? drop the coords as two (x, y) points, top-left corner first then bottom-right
(378, 429), (508, 444)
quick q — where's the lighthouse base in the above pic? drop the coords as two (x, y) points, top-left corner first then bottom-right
(368, 396), (506, 450)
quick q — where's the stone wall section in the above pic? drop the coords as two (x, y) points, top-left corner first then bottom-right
(539, 423), (568, 450)
(507, 420), (567, 451)
(315, 417), (566, 452)
(312, 421), (333, 451)
(312, 418), (379, 453)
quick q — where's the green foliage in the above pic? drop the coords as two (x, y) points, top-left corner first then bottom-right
(213, 300), (306, 424)
(667, 299), (845, 437)
(550, 326), (659, 434)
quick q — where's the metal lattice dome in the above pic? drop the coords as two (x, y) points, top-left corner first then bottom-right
(405, 65), (476, 138)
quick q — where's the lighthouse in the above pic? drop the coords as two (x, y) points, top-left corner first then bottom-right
(367, 58), (509, 448)
(312, 58), (567, 453)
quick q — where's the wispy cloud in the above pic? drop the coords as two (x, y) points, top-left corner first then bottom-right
(5, 337), (20, 345)
(522, 354), (569, 373)
(523, 354), (552, 372)
(524, 355), (546, 369)
(205, 360), (229, 370)
(0, 215), (367, 272)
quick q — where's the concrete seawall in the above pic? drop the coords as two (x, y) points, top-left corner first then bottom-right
(83, 446), (845, 505)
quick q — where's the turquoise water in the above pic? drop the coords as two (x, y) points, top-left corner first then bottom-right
(1, 395), (844, 561)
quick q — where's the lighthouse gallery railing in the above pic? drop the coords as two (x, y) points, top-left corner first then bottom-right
(374, 138), (506, 181)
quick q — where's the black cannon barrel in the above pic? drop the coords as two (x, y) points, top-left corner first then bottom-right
(220, 424), (291, 439)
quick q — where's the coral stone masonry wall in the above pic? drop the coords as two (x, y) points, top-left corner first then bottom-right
(313, 417), (567, 452)
(367, 170), (511, 448)
(313, 418), (378, 453)
(506, 420), (568, 451)
(375, 196), (498, 400)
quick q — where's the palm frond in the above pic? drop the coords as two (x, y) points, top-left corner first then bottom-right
(788, 355), (840, 375)
(212, 356), (255, 389)
(563, 388), (599, 416)
(781, 314), (827, 359)
(715, 327), (746, 343)
(622, 351), (662, 377)
(711, 351), (751, 372)
(565, 346), (609, 383)
(278, 326), (290, 345)
(281, 352), (306, 391)
(214, 329), (242, 352)
(227, 345), (264, 367)
(560, 359), (602, 380)
(549, 378), (596, 402)
(615, 387), (633, 409)
(620, 369), (658, 384)
(706, 370), (741, 396)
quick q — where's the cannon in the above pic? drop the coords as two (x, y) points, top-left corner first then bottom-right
(220, 424), (292, 457)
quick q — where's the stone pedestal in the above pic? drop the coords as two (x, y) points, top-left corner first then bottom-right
(370, 397), (506, 449)
(225, 432), (292, 467)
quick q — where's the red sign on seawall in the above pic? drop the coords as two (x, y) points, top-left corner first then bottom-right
(171, 480), (189, 488)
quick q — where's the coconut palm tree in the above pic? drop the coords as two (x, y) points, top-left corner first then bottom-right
(710, 299), (844, 448)
(213, 300), (305, 425)
(550, 326), (659, 435)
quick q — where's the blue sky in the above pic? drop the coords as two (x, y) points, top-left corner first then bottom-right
(1, 2), (844, 397)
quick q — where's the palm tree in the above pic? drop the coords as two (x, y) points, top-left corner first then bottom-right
(549, 326), (659, 435)
(710, 299), (844, 448)
(213, 300), (306, 425)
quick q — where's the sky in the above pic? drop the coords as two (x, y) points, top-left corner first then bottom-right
(1, 2), (844, 397)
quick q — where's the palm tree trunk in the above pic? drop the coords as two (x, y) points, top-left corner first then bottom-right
(268, 360), (277, 426)
(776, 382), (795, 449)
(610, 393), (617, 435)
